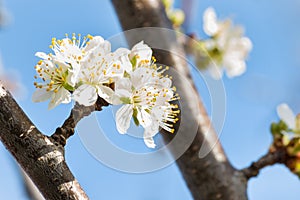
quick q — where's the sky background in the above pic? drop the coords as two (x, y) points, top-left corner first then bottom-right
(1, 0), (300, 199)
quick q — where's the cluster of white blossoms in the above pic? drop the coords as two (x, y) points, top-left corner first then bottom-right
(276, 103), (300, 143)
(32, 34), (180, 148)
(192, 7), (252, 79)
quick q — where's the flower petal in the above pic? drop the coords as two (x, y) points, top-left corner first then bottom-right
(130, 41), (152, 63)
(116, 104), (133, 134)
(224, 59), (246, 78)
(137, 108), (152, 128)
(32, 88), (52, 102)
(48, 88), (71, 110)
(35, 52), (50, 60)
(277, 103), (295, 129)
(203, 7), (219, 36)
(73, 84), (98, 106)
(97, 85), (115, 103)
(143, 129), (156, 148)
(113, 48), (132, 72)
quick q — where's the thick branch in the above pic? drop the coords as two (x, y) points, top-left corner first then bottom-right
(0, 83), (88, 200)
(241, 148), (287, 179)
(111, 1), (248, 199)
(51, 97), (109, 146)
(20, 167), (45, 200)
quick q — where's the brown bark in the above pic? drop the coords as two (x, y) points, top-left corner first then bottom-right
(111, 0), (248, 199)
(0, 83), (88, 200)
(241, 148), (287, 179)
(51, 98), (109, 146)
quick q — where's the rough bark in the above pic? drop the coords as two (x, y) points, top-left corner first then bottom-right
(0, 83), (89, 200)
(20, 167), (45, 200)
(111, 0), (248, 199)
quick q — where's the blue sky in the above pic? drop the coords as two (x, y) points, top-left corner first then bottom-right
(1, 0), (300, 199)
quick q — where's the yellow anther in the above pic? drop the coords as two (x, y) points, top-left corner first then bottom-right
(38, 60), (43, 65)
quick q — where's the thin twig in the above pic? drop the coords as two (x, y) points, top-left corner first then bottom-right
(241, 148), (287, 179)
(51, 97), (109, 146)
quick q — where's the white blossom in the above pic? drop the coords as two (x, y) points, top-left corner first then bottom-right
(202, 7), (252, 79)
(32, 53), (76, 109)
(72, 45), (126, 106)
(114, 65), (178, 148)
(276, 103), (300, 143)
(32, 34), (110, 109)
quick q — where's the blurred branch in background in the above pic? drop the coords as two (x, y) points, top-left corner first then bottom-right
(181, 0), (197, 32)
(111, 1), (248, 199)
(0, 0), (11, 28)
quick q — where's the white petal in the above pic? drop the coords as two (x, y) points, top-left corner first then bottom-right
(84, 36), (105, 52)
(113, 48), (132, 72)
(203, 7), (219, 36)
(143, 129), (156, 148)
(32, 89), (52, 102)
(115, 78), (132, 95)
(145, 120), (160, 137)
(240, 37), (253, 54)
(137, 108), (152, 128)
(130, 41), (152, 62)
(48, 88), (71, 110)
(35, 52), (50, 60)
(116, 104), (133, 134)
(277, 103), (295, 129)
(130, 67), (156, 89)
(224, 59), (246, 78)
(97, 85), (115, 103)
(67, 64), (80, 87)
(73, 84), (98, 106)
(159, 77), (172, 88)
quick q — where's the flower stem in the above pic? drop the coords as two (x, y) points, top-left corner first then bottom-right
(51, 97), (109, 146)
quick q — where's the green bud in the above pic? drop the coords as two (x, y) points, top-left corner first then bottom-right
(270, 122), (279, 135)
(162, 0), (173, 9)
(169, 9), (185, 27)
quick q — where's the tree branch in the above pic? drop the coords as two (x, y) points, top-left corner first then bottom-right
(241, 148), (287, 179)
(51, 97), (109, 146)
(111, 1), (248, 199)
(0, 83), (89, 200)
(19, 167), (45, 200)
